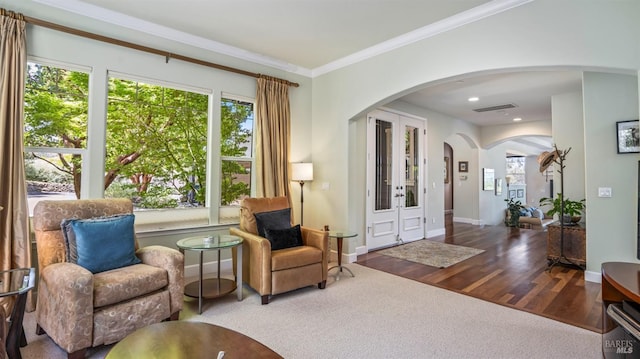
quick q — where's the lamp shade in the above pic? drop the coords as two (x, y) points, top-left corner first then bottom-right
(292, 163), (313, 181)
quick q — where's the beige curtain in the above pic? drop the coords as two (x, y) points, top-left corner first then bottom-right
(255, 75), (292, 201)
(0, 9), (32, 312)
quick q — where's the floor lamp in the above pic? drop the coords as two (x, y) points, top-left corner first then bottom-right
(538, 145), (582, 271)
(291, 163), (313, 226)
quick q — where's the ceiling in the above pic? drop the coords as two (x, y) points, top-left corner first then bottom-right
(35, 0), (579, 155)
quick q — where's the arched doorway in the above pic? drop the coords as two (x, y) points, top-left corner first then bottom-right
(444, 142), (453, 227)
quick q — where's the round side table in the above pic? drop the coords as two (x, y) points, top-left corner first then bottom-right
(176, 235), (243, 314)
(327, 231), (357, 280)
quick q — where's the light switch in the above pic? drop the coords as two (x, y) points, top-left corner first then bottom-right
(598, 187), (612, 198)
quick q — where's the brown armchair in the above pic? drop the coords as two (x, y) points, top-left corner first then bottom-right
(32, 199), (184, 359)
(230, 197), (328, 304)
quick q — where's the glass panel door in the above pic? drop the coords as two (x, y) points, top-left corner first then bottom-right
(375, 119), (393, 211)
(405, 125), (419, 208)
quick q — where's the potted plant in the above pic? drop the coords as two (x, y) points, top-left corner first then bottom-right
(504, 198), (524, 227)
(539, 195), (585, 224)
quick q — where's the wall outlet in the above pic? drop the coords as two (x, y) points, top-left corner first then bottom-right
(598, 187), (612, 198)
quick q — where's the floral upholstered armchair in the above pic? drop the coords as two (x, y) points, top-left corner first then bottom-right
(32, 199), (184, 359)
(230, 196), (328, 304)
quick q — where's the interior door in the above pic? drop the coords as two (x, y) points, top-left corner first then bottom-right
(366, 110), (425, 250)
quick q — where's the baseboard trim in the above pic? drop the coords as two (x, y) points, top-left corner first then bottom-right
(584, 270), (601, 283)
(426, 228), (446, 238)
(331, 245), (367, 264)
(453, 217), (484, 225)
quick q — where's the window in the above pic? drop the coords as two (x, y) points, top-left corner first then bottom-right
(24, 61), (89, 214)
(506, 156), (526, 185)
(105, 76), (209, 211)
(219, 96), (255, 223)
(23, 58), (256, 229)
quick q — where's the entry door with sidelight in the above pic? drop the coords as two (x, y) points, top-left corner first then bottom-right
(366, 110), (425, 250)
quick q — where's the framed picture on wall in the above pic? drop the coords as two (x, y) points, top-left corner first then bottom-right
(482, 168), (495, 191)
(458, 161), (468, 172)
(517, 189), (524, 198)
(495, 178), (503, 196)
(509, 190), (516, 199)
(617, 120), (639, 153)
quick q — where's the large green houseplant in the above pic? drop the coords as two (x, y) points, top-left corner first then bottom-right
(539, 195), (585, 223)
(504, 198), (524, 227)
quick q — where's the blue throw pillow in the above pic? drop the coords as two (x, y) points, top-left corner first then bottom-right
(264, 225), (303, 250)
(254, 208), (291, 237)
(61, 214), (141, 274)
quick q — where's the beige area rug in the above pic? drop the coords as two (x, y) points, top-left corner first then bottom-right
(377, 239), (484, 268)
(19, 263), (600, 359)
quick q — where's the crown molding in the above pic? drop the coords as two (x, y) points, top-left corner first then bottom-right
(33, 0), (532, 79)
(311, 0), (534, 77)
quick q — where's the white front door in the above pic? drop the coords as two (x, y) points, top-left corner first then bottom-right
(366, 110), (425, 250)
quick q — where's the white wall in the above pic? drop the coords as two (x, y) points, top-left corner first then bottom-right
(448, 134), (477, 223)
(481, 121), (552, 150)
(551, 91), (586, 202)
(583, 72), (639, 273)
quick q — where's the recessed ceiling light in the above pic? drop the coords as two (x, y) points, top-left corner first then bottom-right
(513, 117), (522, 122)
(468, 97), (479, 102)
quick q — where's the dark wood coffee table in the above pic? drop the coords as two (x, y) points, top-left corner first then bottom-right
(105, 321), (282, 359)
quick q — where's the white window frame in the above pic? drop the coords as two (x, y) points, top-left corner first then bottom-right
(218, 93), (257, 223)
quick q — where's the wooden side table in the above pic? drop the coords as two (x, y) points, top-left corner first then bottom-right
(601, 262), (640, 357)
(547, 222), (586, 268)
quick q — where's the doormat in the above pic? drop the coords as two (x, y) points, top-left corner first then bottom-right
(376, 240), (484, 268)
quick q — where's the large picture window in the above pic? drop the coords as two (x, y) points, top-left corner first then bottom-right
(23, 59), (256, 228)
(105, 76), (209, 210)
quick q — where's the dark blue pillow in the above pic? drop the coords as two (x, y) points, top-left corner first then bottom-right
(62, 214), (141, 274)
(254, 208), (291, 237)
(264, 225), (303, 250)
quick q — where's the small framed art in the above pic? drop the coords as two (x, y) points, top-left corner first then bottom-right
(458, 161), (468, 173)
(617, 120), (639, 153)
(495, 178), (503, 196)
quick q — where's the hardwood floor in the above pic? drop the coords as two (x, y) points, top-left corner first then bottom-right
(356, 222), (603, 333)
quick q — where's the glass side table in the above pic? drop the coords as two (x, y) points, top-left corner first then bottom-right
(0, 268), (35, 359)
(327, 231), (357, 280)
(176, 235), (243, 314)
